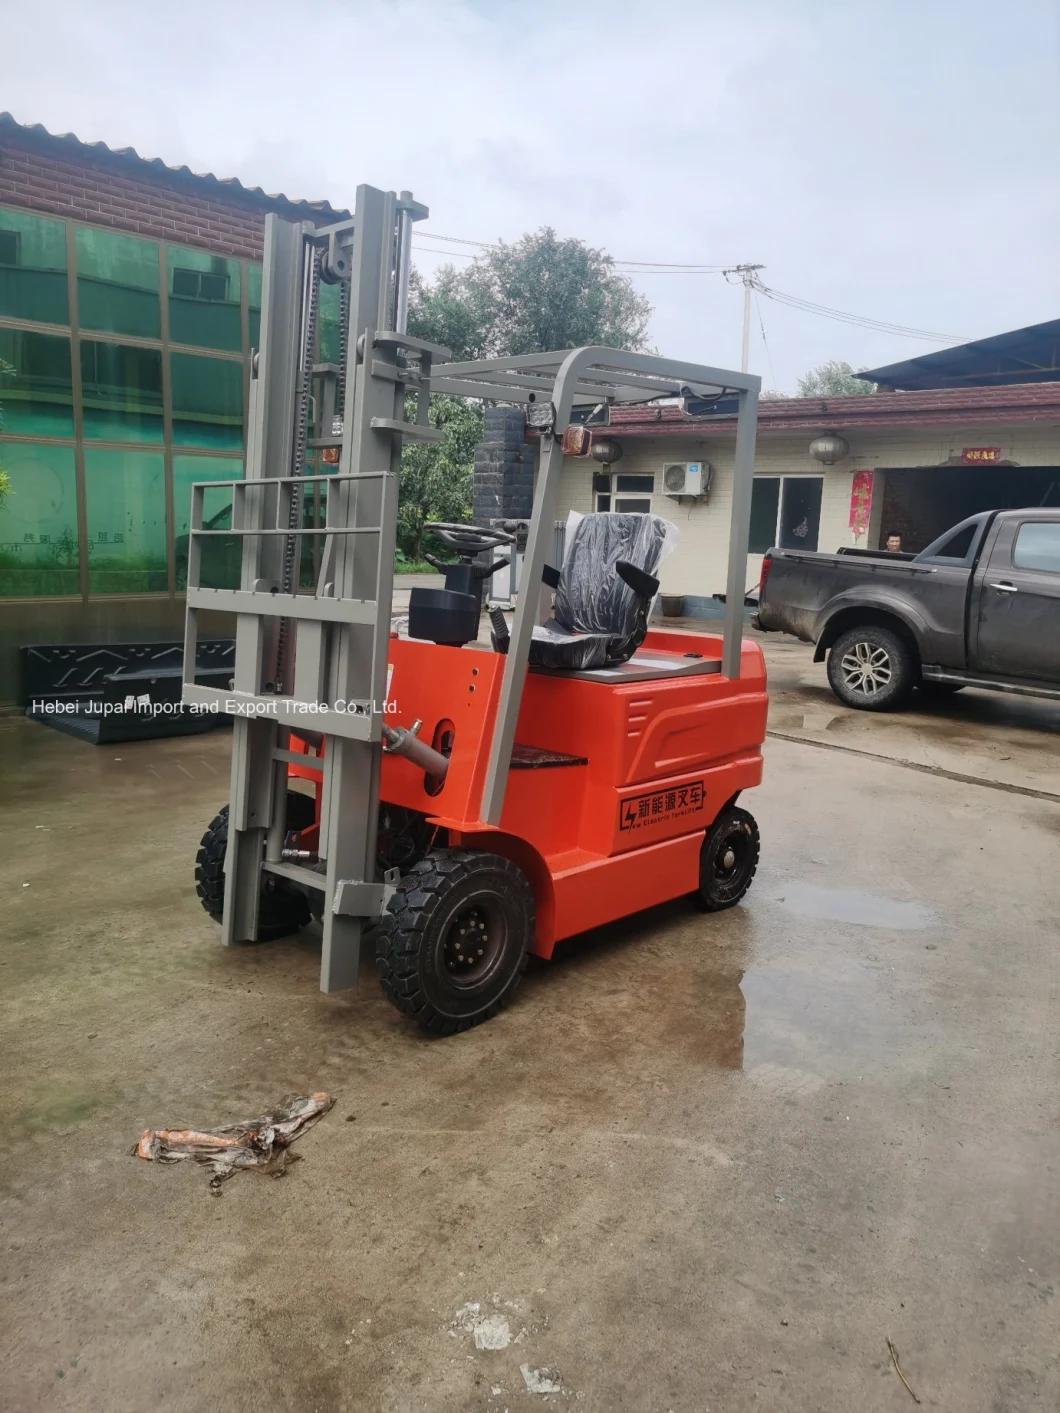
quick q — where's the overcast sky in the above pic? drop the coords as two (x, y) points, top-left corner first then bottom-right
(6, 0), (1059, 389)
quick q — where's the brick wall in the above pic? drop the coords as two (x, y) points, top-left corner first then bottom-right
(0, 127), (341, 259)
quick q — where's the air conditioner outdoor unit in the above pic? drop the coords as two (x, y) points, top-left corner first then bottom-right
(662, 461), (712, 498)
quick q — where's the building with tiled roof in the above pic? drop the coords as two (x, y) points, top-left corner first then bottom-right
(0, 114), (348, 695)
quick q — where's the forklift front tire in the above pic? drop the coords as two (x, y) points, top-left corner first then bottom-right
(373, 849), (534, 1035)
(195, 793), (314, 941)
(697, 807), (760, 912)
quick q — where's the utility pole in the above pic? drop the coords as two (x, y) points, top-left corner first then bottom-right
(723, 264), (765, 373)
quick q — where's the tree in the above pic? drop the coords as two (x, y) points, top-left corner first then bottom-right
(407, 266), (491, 364)
(409, 228), (653, 359)
(397, 230), (654, 561)
(797, 360), (875, 397)
(396, 396), (483, 563)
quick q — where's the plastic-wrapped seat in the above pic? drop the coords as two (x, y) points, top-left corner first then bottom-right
(527, 513), (672, 670)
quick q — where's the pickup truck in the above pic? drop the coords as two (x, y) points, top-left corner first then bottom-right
(755, 507), (1060, 710)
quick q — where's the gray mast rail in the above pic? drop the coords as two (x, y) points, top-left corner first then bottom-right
(182, 185), (440, 993)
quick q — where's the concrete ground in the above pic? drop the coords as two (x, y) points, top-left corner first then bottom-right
(2, 632), (1058, 1412)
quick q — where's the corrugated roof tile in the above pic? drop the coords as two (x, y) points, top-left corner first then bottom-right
(0, 112), (350, 220)
(607, 381), (1060, 437)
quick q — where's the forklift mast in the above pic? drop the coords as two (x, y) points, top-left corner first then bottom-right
(182, 183), (761, 997)
(182, 185), (444, 991)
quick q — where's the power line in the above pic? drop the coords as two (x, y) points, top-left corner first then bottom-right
(414, 231), (728, 272)
(761, 284), (961, 340)
(753, 291), (780, 393)
(413, 241), (477, 260)
(755, 280), (966, 343)
(411, 231), (968, 345)
(415, 232), (491, 249)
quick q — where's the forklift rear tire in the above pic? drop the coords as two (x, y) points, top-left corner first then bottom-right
(697, 807), (760, 912)
(195, 792), (315, 941)
(373, 850), (534, 1035)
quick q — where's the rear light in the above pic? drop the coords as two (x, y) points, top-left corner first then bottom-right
(758, 553), (773, 594)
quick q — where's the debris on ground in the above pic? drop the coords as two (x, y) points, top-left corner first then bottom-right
(520, 1364), (564, 1395)
(451, 1298), (536, 1351)
(886, 1337), (921, 1404)
(133, 1091), (334, 1189)
(452, 1301), (514, 1350)
(472, 1313), (512, 1351)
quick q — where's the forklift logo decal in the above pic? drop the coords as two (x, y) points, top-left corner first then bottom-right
(619, 780), (705, 832)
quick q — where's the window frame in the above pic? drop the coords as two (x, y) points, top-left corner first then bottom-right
(594, 471), (654, 516)
(750, 473), (825, 554)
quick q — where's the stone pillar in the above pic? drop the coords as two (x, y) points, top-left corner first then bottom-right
(473, 407), (535, 523)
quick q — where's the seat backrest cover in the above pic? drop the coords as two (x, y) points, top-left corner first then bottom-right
(554, 513), (671, 636)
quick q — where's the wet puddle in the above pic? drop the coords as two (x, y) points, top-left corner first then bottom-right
(739, 958), (896, 1081)
(762, 881), (934, 930)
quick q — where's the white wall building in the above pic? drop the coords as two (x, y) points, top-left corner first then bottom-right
(547, 383), (1060, 608)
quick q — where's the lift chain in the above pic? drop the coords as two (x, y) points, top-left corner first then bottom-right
(274, 241), (322, 689)
(336, 274), (350, 429)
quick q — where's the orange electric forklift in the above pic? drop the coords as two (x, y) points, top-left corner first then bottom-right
(182, 185), (766, 1033)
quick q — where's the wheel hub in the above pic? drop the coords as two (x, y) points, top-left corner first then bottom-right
(714, 833), (744, 882)
(443, 903), (499, 981)
(840, 640), (892, 695)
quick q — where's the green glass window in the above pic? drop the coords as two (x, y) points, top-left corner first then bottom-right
(318, 280), (342, 364)
(0, 207), (68, 325)
(0, 328), (73, 437)
(173, 453), (243, 590)
(0, 442), (79, 596)
(80, 340), (163, 442)
(168, 245), (242, 350)
(76, 227), (160, 339)
(248, 262), (261, 349)
(84, 448), (167, 593)
(170, 352), (243, 449)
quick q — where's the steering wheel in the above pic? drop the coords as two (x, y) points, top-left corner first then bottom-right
(425, 522), (516, 558)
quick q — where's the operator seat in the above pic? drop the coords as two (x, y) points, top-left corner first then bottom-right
(526, 512), (671, 670)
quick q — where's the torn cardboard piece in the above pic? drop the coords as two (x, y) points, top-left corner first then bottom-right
(134, 1091), (334, 1188)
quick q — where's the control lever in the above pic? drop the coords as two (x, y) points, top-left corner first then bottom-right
(489, 607), (511, 654)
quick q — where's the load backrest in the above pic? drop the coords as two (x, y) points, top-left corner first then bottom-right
(554, 513), (670, 636)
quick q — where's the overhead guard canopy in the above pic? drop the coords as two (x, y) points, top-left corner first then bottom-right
(431, 347), (740, 408)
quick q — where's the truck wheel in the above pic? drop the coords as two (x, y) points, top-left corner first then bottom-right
(373, 850), (533, 1035)
(697, 806), (760, 911)
(195, 791), (314, 940)
(827, 625), (916, 711)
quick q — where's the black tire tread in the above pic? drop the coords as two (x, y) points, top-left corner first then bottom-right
(697, 805), (760, 912)
(373, 850), (533, 1035)
(194, 792), (314, 941)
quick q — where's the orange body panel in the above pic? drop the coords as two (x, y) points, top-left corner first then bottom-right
(289, 628), (767, 959)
